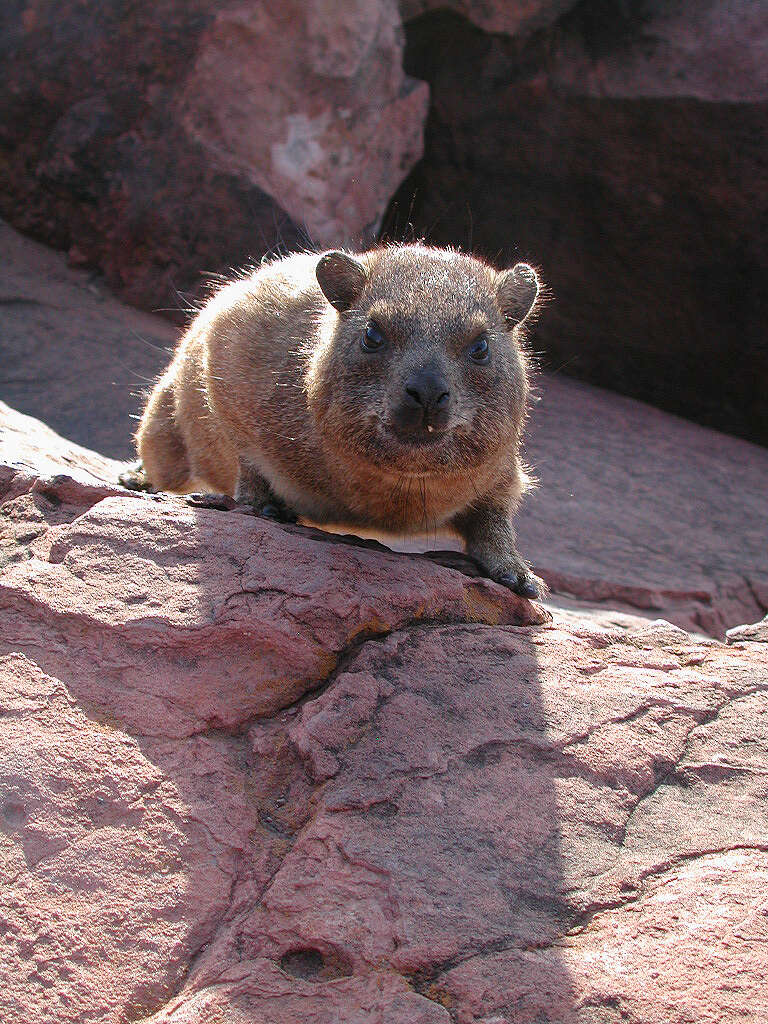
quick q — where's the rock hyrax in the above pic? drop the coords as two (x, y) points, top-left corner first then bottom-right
(135, 244), (544, 596)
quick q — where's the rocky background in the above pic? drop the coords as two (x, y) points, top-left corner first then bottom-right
(1, 0), (766, 445)
(2, 5), (768, 1020)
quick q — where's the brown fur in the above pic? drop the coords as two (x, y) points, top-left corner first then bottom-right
(136, 244), (544, 594)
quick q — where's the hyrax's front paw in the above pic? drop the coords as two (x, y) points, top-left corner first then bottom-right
(118, 461), (155, 493)
(234, 462), (297, 523)
(187, 492), (252, 513)
(480, 554), (546, 599)
(451, 499), (546, 600)
(259, 500), (298, 524)
(494, 566), (545, 599)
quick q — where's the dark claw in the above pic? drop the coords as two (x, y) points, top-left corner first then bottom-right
(118, 461), (155, 493)
(498, 571), (540, 599)
(186, 492), (238, 511)
(260, 503), (298, 524)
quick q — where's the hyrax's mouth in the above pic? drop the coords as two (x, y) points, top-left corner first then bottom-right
(386, 419), (453, 449)
(358, 415), (467, 471)
(392, 426), (447, 447)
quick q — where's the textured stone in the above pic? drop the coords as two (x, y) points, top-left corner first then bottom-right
(1, 403), (767, 1023)
(0, 404), (546, 743)
(0, 220), (177, 459)
(0, 0), (427, 311)
(727, 614), (768, 645)
(177, 0), (429, 245)
(0, 653), (244, 1024)
(127, 625), (768, 1023)
(516, 375), (768, 639)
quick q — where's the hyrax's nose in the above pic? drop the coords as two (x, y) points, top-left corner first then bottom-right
(403, 368), (451, 418)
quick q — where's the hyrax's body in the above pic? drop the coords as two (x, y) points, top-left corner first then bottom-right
(136, 244), (543, 596)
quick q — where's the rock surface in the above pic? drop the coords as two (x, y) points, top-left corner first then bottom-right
(727, 614), (768, 645)
(391, 1), (768, 446)
(1, 404), (767, 1023)
(0, 220), (177, 459)
(0, 0), (426, 310)
(3, 220), (767, 636)
(519, 375), (768, 639)
(177, 1), (428, 246)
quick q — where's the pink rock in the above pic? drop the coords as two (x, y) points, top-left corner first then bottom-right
(176, 0), (429, 245)
(0, 2), (428, 310)
(0, 653), (245, 1023)
(1, 409), (766, 1023)
(151, 622), (768, 1023)
(727, 614), (768, 645)
(517, 375), (768, 638)
(440, 849), (768, 1023)
(0, 221), (178, 460)
(0, 403), (545, 742)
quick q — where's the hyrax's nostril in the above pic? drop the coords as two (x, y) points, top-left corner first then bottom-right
(405, 385), (425, 408)
(404, 368), (451, 414)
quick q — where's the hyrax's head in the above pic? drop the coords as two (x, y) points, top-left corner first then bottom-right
(309, 244), (540, 477)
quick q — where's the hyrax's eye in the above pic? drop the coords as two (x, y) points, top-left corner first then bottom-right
(467, 333), (490, 364)
(361, 322), (386, 353)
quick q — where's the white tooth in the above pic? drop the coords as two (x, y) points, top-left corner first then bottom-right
(427, 425), (434, 433)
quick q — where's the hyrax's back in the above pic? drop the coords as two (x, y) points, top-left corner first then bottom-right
(136, 253), (326, 496)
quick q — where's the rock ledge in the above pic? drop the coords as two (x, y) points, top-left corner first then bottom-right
(1, 403), (766, 1024)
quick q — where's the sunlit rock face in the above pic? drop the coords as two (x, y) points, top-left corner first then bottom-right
(176, 1), (429, 247)
(1, 400), (767, 1024)
(0, 0), (427, 311)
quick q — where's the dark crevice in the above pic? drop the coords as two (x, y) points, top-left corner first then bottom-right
(279, 947), (353, 983)
(0, 295), (48, 307)
(386, 4), (768, 448)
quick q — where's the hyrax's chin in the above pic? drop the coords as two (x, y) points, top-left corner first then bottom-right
(356, 420), (461, 477)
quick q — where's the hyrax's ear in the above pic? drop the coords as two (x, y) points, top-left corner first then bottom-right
(316, 251), (368, 312)
(495, 263), (539, 328)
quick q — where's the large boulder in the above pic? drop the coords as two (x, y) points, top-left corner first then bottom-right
(177, 1), (428, 247)
(0, 404), (546, 741)
(392, 0), (768, 446)
(0, 0), (427, 311)
(1, 403), (766, 1023)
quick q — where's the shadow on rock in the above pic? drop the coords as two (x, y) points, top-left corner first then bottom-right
(1, 452), (582, 1022)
